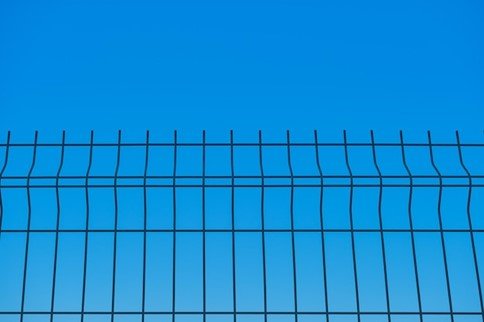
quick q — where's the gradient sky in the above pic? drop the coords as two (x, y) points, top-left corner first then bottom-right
(1, 3), (484, 321)
(0, 0), (483, 137)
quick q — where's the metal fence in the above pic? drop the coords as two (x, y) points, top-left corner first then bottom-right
(0, 130), (483, 322)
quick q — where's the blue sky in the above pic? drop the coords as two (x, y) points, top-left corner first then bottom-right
(0, 0), (483, 136)
(1, 2), (484, 320)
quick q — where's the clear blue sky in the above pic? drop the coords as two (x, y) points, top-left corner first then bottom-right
(1, 2), (484, 319)
(0, 0), (483, 136)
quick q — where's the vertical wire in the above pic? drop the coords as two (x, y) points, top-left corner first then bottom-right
(202, 130), (207, 322)
(427, 131), (454, 322)
(230, 130), (237, 322)
(258, 131), (268, 322)
(49, 131), (66, 322)
(314, 130), (329, 322)
(0, 131), (11, 237)
(172, 130), (178, 322)
(141, 131), (150, 322)
(370, 131), (391, 322)
(80, 131), (95, 322)
(455, 131), (484, 317)
(110, 130), (122, 322)
(399, 131), (423, 322)
(286, 131), (299, 321)
(343, 130), (361, 322)
(19, 131), (39, 322)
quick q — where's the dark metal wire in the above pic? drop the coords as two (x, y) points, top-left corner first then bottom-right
(171, 130), (178, 322)
(1, 228), (482, 233)
(286, 131), (299, 321)
(370, 130), (391, 322)
(427, 131), (454, 322)
(202, 130), (207, 322)
(258, 131), (268, 322)
(3, 310), (483, 315)
(314, 130), (330, 322)
(2, 174), (482, 179)
(80, 131), (94, 322)
(141, 131), (150, 322)
(456, 131), (484, 319)
(49, 131), (66, 322)
(2, 142), (483, 147)
(343, 130), (361, 322)
(230, 130), (238, 322)
(4, 184), (482, 189)
(110, 131), (122, 322)
(19, 131), (38, 322)
(400, 131), (424, 322)
(1, 131), (483, 321)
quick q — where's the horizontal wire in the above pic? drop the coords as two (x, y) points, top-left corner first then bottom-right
(1, 228), (483, 233)
(2, 174), (483, 179)
(0, 311), (482, 315)
(1, 184), (484, 188)
(1, 142), (484, 147)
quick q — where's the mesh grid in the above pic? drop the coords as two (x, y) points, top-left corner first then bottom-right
(0, 130), (484, 322)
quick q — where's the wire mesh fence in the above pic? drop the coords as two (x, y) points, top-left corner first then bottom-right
(0, 130), (484, 322)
